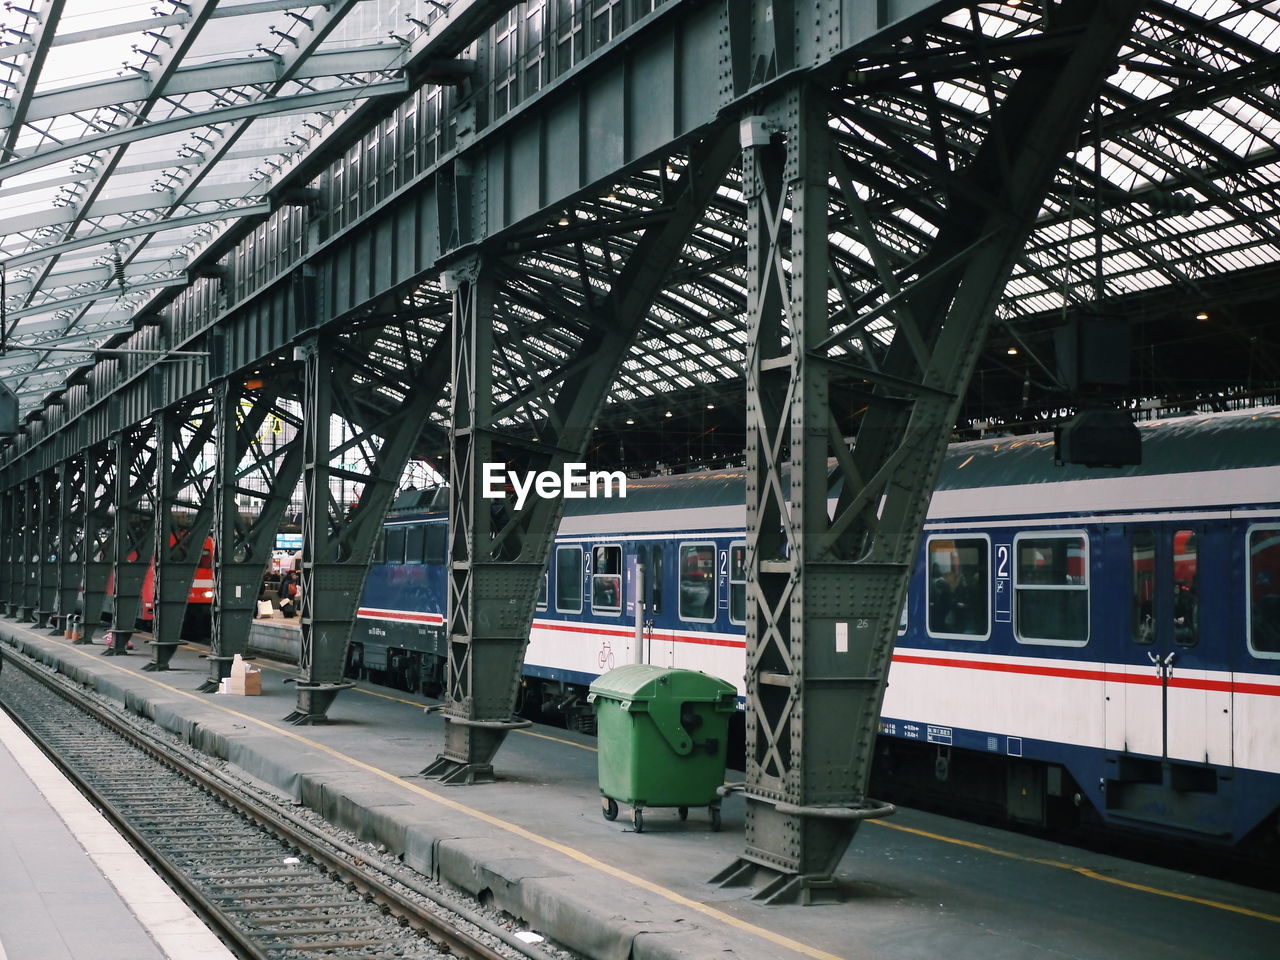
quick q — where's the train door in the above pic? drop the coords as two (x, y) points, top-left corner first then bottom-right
(1115, 524), (1223, 763)
(645, 542), (675, 668)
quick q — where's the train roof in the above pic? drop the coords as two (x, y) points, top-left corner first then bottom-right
(555, 406), (1280, 532)
(937, 407), (1280, 491)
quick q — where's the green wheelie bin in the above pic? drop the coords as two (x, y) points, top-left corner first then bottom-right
(587, 664), (737, 833)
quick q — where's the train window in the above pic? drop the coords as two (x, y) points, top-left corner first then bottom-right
(406, 524), (426, 564)
(925, 535), (990, 640)
(374, 528), (385, 564)
(555, 545), (583, 613)
(679, 542), (716, 623)
(1013, 532), (1089, 646)
(592, 544), (623, 615)
(385, 526), (407, 564)
(425, 524), (447, 565)
(899, 600), (908, 635)
(537, 570), (548, 611)
(1172, 529), (1198, 648)
(729, 542), (747, 625)
(651, 543), (663, 615)
(1130, 529), (1155, 645)
(1247, 525), (1280, 658)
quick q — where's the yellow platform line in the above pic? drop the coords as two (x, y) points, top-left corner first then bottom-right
(28, 628), (1280, 936)
(868, 819), (1280, 924)
(239, 652), (599, 752)
(18, 628), (841, 960)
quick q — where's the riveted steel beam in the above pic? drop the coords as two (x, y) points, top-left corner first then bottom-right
(74, 445), (115, 646)
(0, 0), (67, 162)
(145, 398), (217, 671)
(285, 319), (447, 724)
(18, 477), (40, 621)
(424, 123), (740, 783)
(34, 468), (61, 627)
(202, 376), (304, 690)
(714, 0), (1144, 904)
(102, 423), (158, 656)
(51, 455), (85, 635)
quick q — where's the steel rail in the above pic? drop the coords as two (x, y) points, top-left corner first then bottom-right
(0, 644), (547, 960)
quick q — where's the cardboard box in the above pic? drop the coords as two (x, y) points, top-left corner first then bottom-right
(223, 653), (262, 696)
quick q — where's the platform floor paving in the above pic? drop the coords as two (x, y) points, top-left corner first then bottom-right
(0, 698), (234, 960)
(2, 619), (1279, 960)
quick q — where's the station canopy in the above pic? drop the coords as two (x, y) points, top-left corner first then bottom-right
(2, 0), (1280, 460)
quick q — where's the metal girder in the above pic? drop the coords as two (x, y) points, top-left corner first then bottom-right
(51, 456), (84, 635)
(0, 480), (12, 610)
(18, 477), (40, 620)
(0, 0), (67, 161)
(286, 324), (446, 724)
(203, 378), (303, 690)
(73, 446), (115, 646)
(0, 205), (274, 270)
(2, 45), (411, 130)
(424, 124), (740, 783)
(6, 280), (188, 324)
(714, 0), (1144, 904)
(0, 183), (268, 237)
(0, 1), (334, 59)
(5, 258), (186, 300)
(34, 468), (60, 627)
(146, 398), (217, 671)
(0, 79), (409, 184)
(102, 423), (158, 656)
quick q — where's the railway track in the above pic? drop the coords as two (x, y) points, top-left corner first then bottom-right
(0, 645), (566, 960)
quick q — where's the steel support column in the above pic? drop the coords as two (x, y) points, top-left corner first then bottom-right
(76, 447), (115, 645)
(103, 424), (157, 655)
(285, 327), (444, 725)
(288, 334), (352, 723)
(18, 477), (39, 621)
(146, 400), (217, 671)
(34, 468), (60, 626)
(51, 456), (84, 635)
(2, 481), (24, 617)
(202, 378), (303, 690)
(0, 481), (12, 611)
(715, 0), (1142, 903)
(424, 124), (739, 783)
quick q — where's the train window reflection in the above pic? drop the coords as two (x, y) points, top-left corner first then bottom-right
(1172, 530), (1198, 648)
(537, 570), (548, 611)
(592, 544), (622, 615)
(1248, 525), (1280, 657)
(1131, 529), (1155, 645)
(385, 526), (406, 564)
(406, 524), (426, 564)
(555, 546), (583, 613)
(1014, 533), (1089, 646)
(425, 523), (447, 565)
(926, 536), (990, 640)
(679, 542), (716, 623)
(729, 542), (746, 625)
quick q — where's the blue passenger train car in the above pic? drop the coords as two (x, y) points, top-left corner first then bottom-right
(345, 408), (1280, 850)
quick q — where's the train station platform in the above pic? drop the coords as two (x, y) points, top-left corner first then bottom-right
(2, 618), (1278, 960)
(0, 694), (234, 960)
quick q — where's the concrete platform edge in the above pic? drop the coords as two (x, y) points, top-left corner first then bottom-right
(0, 626), (787, 960)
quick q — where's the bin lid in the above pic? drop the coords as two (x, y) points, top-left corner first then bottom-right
(587, 664), (737, 705)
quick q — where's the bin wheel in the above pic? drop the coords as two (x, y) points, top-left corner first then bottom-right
(710, 807), (722, 832)
(632, 808), (644, 833)
(678, 806), (688, 821)
(602, 797), (618, 822)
